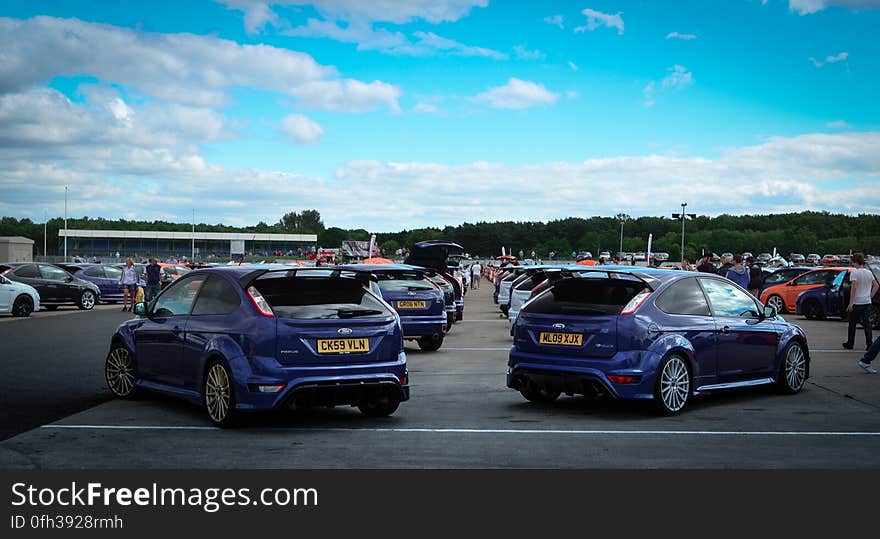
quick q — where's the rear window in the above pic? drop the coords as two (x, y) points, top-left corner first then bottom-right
(13, 265), (40, 278)
(655, 278), (711, 316)
(525, 277), (647, 316)
(254, 276), (390, 319)
(376, 273), (435, 292)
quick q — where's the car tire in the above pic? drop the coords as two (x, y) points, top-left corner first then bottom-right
(803, 299), (824, 320)
(78, 290), (96, 310)
(766, 295), (786, 314)
(44, 305), (59, 311)
(11, 295), (33, 317)
(777, 341), (807, 394)
(204, 360), (238, 428)
(105, 343), (138, 398)
(417, 335), (444, 351)
(654, 354), (691, 415)
(357, 396), (401, 417)
(519, 383), (561, 404)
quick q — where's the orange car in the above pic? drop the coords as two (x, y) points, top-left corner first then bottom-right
(760, 266), (846, 314)
(158, 263), (192, 282)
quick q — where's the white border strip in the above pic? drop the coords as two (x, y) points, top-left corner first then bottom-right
(40, 425), (880, 436)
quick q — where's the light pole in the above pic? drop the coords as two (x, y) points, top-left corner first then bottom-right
(616, 213), (630, 256)
(191, 208), (195, 262)
(43, 209), (47, 258)
(63, 185), (68, 262)
(672, 203), (696, 266)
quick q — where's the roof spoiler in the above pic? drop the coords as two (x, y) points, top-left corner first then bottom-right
(239, 267), (378, 288)
(546, 268), (661, 291)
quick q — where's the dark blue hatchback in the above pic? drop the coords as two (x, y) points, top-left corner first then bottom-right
(105, 266), (409, 426)
(508, 268), (810, 414)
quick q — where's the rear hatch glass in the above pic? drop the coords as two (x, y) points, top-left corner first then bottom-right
(255, 275), (390, 319)
(524, 276), (647, 316)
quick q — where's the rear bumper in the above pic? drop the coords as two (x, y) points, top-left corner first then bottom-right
(235, 353), (409, 410)
(507, 349), (656, 400)
(401, 314), (447, 339)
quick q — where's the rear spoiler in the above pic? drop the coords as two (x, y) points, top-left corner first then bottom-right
(544, 268), (661, 291)
(239, 267), (378, 288)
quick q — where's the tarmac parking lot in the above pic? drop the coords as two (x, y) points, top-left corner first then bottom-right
(1, 286), (879, 469)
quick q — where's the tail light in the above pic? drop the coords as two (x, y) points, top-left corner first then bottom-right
(620, 290), (652, 315)
(247, 286), (275, 317)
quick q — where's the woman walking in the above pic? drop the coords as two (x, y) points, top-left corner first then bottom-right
(119, 258), (139, 312)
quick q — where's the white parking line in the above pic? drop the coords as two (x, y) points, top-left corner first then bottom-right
(40, 425), (880, 436)
(443, 347), (510, 351)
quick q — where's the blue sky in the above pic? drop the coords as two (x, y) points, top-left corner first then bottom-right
(0, 0), (878, 231)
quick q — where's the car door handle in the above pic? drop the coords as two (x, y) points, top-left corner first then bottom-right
(720, 326), (731, 334)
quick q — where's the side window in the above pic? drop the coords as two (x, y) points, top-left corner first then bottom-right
(104, 266), (123, 280)
(699, 278), (760, 318)
(153, 275), (207, 317)
(191, 275), (241, 316)
(84, 266), (105, 278)
(655, 278), (711, 316)
(40, 265), (72, 281)
(14, 265), (40, 278)
(794, 271), (828, 285)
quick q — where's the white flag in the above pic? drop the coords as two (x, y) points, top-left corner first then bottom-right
(647, 234), (653, 263)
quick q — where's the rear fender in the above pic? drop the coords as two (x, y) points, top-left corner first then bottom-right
(644, 334), (699, 380)
(198, 336), (251, 400)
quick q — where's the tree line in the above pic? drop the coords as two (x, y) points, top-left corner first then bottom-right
(2, 211), (878, 259)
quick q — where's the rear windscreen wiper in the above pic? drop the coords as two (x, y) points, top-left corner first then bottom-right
(338, 309), (384, 318)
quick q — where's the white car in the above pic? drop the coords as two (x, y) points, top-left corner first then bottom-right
(0, 273), (40, 317)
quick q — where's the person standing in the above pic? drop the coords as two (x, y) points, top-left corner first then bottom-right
(717, 255), (733, 277)
(697, 255), (716, 273)
(471, 260), (482, 289)
(118, 258), (139, 312)
(143, 257), (164, 303)
(843, 253), (878, 351)
(747, 256), (764, 297)
(725, 255), (750, 290)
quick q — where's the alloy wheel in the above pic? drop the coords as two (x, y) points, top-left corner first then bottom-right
(12, 296), (32, 317)
(659, 356), (690, 413)
(80, 291), (95, 310)
(106, 347), (135, 397)
(767, 295), (785, 314)
(784, 343), (806, 391)
(205, 363), (231, 423)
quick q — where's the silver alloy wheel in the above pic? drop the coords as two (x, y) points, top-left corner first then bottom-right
(784, 344), (806, 391)
(81, 290), (95, 309)
(767, 295), (784, 313)
(660, 356), (690, 412)
(205, 364), (231, 423)
(106, 347), (135, 397)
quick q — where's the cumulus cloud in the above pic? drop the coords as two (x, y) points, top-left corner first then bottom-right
(827, 120), (851, 128)
(414, 103), (440, 113)
(472, 78), (560, 110)
(0, 16), (400, 112)
(789, 0), (880, 15)
(666, 32), (697, 40)
(809, 51), (849, 67)
(644, 65), (693, 107)
(544, 14), (564, 28)
(574, 8), (624, 35)
(281, 113), (324, 143)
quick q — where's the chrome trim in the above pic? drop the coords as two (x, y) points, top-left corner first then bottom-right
(696, 378), (774, 392)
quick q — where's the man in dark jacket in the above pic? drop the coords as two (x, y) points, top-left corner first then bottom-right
(725, 254), (750, 290)
(697, 255), (716, 273)
(717, 255), (733, 277)
(747, 256), (764, 297)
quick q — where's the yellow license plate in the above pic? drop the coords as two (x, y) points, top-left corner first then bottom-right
(316, 338), (370, 354)
(539, 332), (583, 346)
(396, 300), (427, 309)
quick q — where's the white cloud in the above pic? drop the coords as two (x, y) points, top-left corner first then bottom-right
(666, 32), (697, 40)
(281, 113), (324, 143)
(826, 120), (851, 128)
(789, 0), (880, 15)
(544, 14), (564, 29)
(574, 8), (624, 35)
(0, 16), (400, 112)
(808, 51), (849, 67)
(414, 103), (440, 113)
(293, 79), (402, 113)
(472, 78), (560, 110)
(643, 65), (693, 107)
(513, 45), (545, 60)
(389, 31), (506, 59)
(568, 61), (580, 71)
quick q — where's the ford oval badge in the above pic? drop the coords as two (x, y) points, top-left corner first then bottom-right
(553, 323), (565, 329)
(337, 328), (353, 335)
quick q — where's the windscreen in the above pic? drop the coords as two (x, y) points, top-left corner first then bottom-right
(376, 272), (435, 292)
(254, 275), (390, 319)
(525, 277), (647, 316)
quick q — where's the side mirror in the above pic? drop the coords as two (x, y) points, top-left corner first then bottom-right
(763, 305), (777, 319)
(134, 302), (147, 316)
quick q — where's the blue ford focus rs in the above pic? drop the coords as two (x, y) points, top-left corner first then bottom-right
(508, 268), (809, 414)
(338, 264), (448, 351)
(105, 266), (409, 427)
